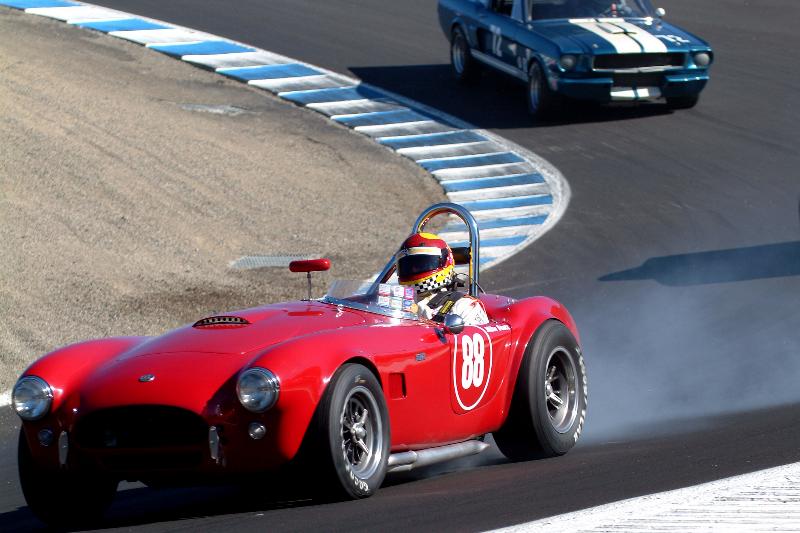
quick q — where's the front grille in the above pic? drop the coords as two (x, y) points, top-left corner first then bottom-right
(612, 73), (665, 87)
(594, 53), (685, 70)
(99, 451), (204, 471)
(75, 406), (208, 449)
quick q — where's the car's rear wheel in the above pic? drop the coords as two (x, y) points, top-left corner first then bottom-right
(494, 321), (587, 461)
(527, 61), (561, 120)
(306, 363), (389, 499)
(18, 429), (118, 527)
(666, 94), (700, 109)
(451, 27), (478, 83)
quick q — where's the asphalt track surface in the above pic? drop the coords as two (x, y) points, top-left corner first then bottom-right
(3, 0), (800, 530)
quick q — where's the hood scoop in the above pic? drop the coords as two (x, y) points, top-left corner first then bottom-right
(192, 315), (251, 328)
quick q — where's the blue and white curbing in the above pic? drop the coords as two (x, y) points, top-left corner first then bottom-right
(0, 0), (570, 271)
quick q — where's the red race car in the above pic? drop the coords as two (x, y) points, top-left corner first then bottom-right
(13, 203), (587, 527)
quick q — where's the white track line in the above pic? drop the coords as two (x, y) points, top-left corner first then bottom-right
(491, 461), (800, 532)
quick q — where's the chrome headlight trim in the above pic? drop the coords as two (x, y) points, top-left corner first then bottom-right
(236, 368), (280, 413)
(12, 376), (53, 421)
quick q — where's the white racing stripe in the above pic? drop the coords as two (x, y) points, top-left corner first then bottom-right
(569, 18), (641, 54)
(490, 461), (800, 532)
(612, 20), (668, 53)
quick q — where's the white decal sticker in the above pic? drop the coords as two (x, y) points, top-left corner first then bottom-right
(657, 34), (691, 45)
(452, 326), (494, 411)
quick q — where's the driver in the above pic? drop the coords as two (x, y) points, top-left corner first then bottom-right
(396, 232), (488, 326)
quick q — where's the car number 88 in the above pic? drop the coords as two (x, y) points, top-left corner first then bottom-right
(460, 333), (485, 389)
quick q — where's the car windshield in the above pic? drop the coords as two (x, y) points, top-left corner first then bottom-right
(527, 0), (656, 20)
(322, 280), (420, 321)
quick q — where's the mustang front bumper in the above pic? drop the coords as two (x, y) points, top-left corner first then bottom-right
(556, 71), (709, 102)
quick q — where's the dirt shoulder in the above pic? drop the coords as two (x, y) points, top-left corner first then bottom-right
(0, 8), (444, 392)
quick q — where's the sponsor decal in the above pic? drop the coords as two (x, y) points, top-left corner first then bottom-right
(377, 295), (391, 307)
(378, 283), (391, 296)
(402, 298), (414, 311)
(392, 285), (405, 297)
(404, 286), (415, 299)
(391, 297), (403, 310)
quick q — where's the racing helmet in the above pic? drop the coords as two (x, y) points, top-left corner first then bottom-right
(396, 232), (455, 296)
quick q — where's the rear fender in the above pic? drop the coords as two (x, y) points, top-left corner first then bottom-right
(498, 297), (580, 424)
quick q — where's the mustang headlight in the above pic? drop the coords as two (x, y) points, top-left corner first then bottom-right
(693, 52), (711, 67)
(558, 54), (578, 71)
(237, 368), (280, 413)
(12, 376), (53, 421)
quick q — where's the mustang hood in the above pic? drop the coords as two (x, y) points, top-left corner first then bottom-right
(533, 18), (708, 54)
(77, 301), (367, 413)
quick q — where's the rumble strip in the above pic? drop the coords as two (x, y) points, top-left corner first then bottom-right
(0, 0), (569, 270)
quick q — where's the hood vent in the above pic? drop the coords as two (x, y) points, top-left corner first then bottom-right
(192, 315), (251, 328)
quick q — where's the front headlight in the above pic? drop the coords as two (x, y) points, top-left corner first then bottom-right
(558, 54), (578, 71)
(236, 368), (280, 413)
(693, 52), (711, 67)
(13, 376), (53, 421)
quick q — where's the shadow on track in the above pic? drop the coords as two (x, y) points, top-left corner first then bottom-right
(350, 64), (671, 129)
(599, 241), (800, 286)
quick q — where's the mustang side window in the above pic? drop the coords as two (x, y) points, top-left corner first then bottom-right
(492, 0), (514, 16)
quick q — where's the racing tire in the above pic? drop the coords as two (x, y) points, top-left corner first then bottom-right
(494, 321), (587, 461)
(666, 95), (700, 110)
(451, 27), (478, 83)
(305, 363), (390, 500)
(18, 429), (118, 527)
(526, 61), (561, 120)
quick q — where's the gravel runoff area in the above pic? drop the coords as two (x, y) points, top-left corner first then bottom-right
(0, 8), (444, 394)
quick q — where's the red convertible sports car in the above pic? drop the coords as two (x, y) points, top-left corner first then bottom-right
(13, 203), (587, 527)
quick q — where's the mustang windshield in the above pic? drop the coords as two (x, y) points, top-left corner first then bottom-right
(322, 280), (419, 321)
(527, 0), (656, 20)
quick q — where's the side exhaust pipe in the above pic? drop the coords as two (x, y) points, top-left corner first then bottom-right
(387, 439), (490, 473)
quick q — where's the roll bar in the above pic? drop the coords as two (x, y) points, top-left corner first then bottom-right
(374, 203), (480, 297)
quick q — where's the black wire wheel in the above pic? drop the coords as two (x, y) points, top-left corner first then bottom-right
(450, 26), (478, 83)
(526, 61), (562, 120)
(305, 363), (389, 500)
(494, 321), (588, 461)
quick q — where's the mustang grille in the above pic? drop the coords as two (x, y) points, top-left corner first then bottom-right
(612, 73), (665, 87)
(74, 406), (208, 449)
(594, 53), (685, 70)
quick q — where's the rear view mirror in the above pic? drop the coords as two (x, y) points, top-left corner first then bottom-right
(289, 258), (331, 300)
(443, 313), (465, 335)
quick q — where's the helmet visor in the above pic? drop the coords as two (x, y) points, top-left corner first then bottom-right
(397, 253), (443, 279)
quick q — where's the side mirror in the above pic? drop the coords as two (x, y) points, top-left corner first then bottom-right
(655, 7), (666, 17)
(443, 313), (465, 335)
(289, 258), (331, 300)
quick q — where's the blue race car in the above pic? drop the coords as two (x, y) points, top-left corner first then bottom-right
(438, 0), (713, 118)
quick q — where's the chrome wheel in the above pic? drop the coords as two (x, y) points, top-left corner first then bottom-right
(528, 66), (541, 114)
(452, 34), (467, 75)
(340, 385), (383, 479)
(544, 347), (579, 433)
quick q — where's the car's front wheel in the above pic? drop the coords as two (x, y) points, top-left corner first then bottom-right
(306, 363), (389, 499)
(494, 321), (587, 461)
(451, 27), (478, 83)
(527, 61), (561, 120)
(18, 429), (118, 527)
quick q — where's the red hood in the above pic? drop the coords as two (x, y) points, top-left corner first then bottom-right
(78, 301), (368, 413)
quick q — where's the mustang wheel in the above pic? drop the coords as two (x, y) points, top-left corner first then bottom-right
(308, 363), (389, 499)
(667, 94), (700, 110)
(527, 61), (561, 120)
(18, 429), (117, 527)
(494, 321), (587, 461)
(451, 27), (478, 83)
